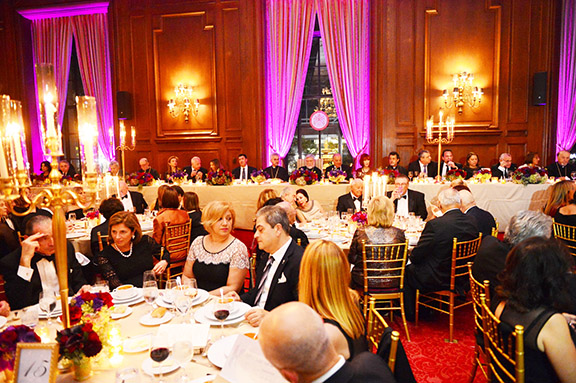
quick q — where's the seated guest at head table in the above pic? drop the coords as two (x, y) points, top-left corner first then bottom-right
(299, 240), (368, 361)
(138, 157), (160, 180)
(232, 153), (257, 182)
(109, 160), (123, 177)
(522, 151), (541, 168)
(355, 153), (373, 180)
(299, 154), (323, 181)
(462, 151), (481, 179)
(439, 149), (462, 178)
(96, 211), (169, 290)
(209, 158), (223, 173)
(347, 196), (405, 291)
(490, 152), (517, 179)
(546, 150), (576, 179)
(183, 156), (208, 182)
(336, 179), (364, 214)
(59, 159), (77, 178)
(295, 188), (325, 223)
(0, 301), (9, 317)
(90, 197), (125, 256)
(182, 192), (208, 245)
(0, 199), (19, 259)
(39, 160), (51, 178)
(183, 201), (248, 295)
(164, 155), (181, 180)
(543, 179), (575, 218)
(407, 149), (438, 179)
(496, 238), (576, 382)
(263, 153), (289, 182)
(324, 153), (353, 180)
(0, 215), (89, 310)
(153, 187), (190, 261)
(385, 151), (408, 176)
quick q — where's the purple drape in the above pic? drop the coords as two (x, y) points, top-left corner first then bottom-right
(72, 13), (115, 161)
(264, 0), (316, 164)
(557, 0), (576, 152)
(31, 18), (73, 167)
(317, 0), (370, 166)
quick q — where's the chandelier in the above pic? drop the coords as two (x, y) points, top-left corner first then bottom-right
(442, 72), (483, 114)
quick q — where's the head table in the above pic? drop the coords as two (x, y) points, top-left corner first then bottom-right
(129, 181), (551, 231)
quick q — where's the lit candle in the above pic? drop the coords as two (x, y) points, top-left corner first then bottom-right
(426, 118), (433, 140)
(44, 94), (57, 139)
(120, 121), (126, 146)
(372, 172), (378, 197)
(131, 126), (135, 147)
(109, 127), (114, 148)
(364, 175), (370, 201)
(0, 141), (9, 178)
(11, 125), (25, 170)
(84, 129), (95, 173)
(105, 173), (111, 197)
(114, 175), (120, 196)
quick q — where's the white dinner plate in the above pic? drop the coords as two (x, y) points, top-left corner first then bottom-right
(0, 316), (7, 329)
(193, 303), (250, 326)
(112, 289), (138, 301)
(66, 232), (86, 239)
(204, 301), (245, 321)
(306, 231), (327, 239)
(207, 334), (240, 368)
(112, 289), (144, 305)
(139, 311), (174, 326)
(141, 357), (180, 376)
(123, 334), (152, 353)
(325, 235), (348, 243)
(110, 305), (133, 320)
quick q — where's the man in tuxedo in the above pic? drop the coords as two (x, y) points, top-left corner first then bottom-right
(336, 179), (363, 214)
(227, 206), (304, 327)
(439, 149), (462, 177)
(490, 153), (517, 179)
(90, 197), (125, 256)
(118, 181), (148, 214)
(232, 153), (257, 181)
(459, 189), (496, 238)
(324, 153), (352, 180)
(183, 156), (208, 182)
(404, 188), (479, 320)
(259, 302), (396, 383)
(0, 215), (89, 310)
(407, 149), (438, 178)
(546, 150), (576, 179)
(387, 174), (427, 219)
(263, 153), (289, 182)
(299, 154), (323, 180)
(138, 157), (160, 180)
(385, 151), (408, 176)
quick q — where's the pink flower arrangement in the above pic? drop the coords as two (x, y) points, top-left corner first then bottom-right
(0, 325), (41, 372)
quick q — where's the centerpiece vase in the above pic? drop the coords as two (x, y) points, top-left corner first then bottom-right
(73, 357), (92, 381)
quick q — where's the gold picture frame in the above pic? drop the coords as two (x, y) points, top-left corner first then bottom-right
(14, 342), (59, 383)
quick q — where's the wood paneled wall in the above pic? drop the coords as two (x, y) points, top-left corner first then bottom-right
(0, 0), (562, 173)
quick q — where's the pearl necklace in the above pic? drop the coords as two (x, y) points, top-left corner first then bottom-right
(113, 243), (133, 258)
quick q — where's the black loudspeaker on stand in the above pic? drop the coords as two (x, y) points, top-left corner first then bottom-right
(117, 91), (133, 119)
(532, 72), (547, 106)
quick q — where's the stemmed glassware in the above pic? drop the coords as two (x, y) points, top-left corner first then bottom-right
(39, 290), (58, 326)
(143, 270), (156, 284)
(149, 335), (170, 383)
(173, 287), (192, 323)
(213, 298), (232, 339)
(172, 340), (192, 380)
(143, 280), (159, 314)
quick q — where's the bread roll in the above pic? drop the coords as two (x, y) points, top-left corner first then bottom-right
(151, 307), (167, 318)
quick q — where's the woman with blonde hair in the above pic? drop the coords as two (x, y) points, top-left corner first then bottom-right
(256, 189), (278, 211)
(165, 155), (180, 179)
(348, 196), (405, 290)
(543, 180), (575, 217)
(183, 201), (249, 295)
(299, 240), (367, 360)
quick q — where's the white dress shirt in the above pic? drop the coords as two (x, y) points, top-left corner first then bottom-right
(121, 192), (134, 212)
(498, 166), (509, 178)
(350, 192), (361, 212)
(396, 192), (409, 217)
(240, 166), (249, 181)
(311, 356), (346, 383)
(256, 237), (292, 308)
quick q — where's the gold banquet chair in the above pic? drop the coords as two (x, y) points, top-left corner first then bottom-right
(480, 295), (525, 383)
(468, 262), (491, 382)
(552, 220), (576, 257)
(416, 233), (482, 343)
(160, 220), (192, 285)
(97, 232), (109, 252)
(361, 240), (410, 341)
(367, 298), (400, 374)
(491, 219), (499, 238)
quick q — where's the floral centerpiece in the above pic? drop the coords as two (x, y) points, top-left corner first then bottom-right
(328, 169), (347, 184)
(62, 174), (82, 186)
(445, 168), (467, 182)
(31, 173), (49, 186)
(251, 169), (270, 184)
(128, 171), (154, 188)
(207, 169), (234, 186)
(57, 323), (102, 381)
(473, 168), (492, 183)
(168, 170), (188, 185)
(378, 169), (400, 184)
(85, 210), (100, 228)
(351, 211), (367, 226)
(289, 169), (319, 186)
(0, 325), (41, 381)
(511, 167), (548, 185)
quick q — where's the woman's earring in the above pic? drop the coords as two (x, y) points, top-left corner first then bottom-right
(132, 235), (135, 240)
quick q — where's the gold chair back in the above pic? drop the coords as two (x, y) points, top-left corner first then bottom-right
(468, 262), (491, 381)
(161, 221), (192, 284)
(480, 295), (525, 383)
(249, 253), (257, 289)
(367, 298), (400, 373)
(97, 232), (109, 252)
(450, 234), (483, 292)
(492, 220), (499, 237)
(17, 231), (23, 244)
(552, 220), (576, 257)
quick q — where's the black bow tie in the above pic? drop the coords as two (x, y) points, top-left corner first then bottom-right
(399, 194), (407, 200)
(122, 195), (128, 200)
(35, 253), (54, 261)
(353, 197), (359, 201)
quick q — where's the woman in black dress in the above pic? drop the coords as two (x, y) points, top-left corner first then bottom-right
(96, 211), (169, 289)
(462, 152), (481, 179)
(183, 201), (248, 295)
(182, 192), (208, 244)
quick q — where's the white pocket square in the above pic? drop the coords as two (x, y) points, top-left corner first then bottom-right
(278, 273), (287, 284)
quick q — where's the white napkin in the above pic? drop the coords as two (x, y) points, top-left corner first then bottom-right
(36, 258), (59, 293)
(75, 252), (91, 266)
(157, 324), (210, 348)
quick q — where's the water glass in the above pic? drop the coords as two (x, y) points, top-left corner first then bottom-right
(164, 279), (177, 306)
(172, 340), (192, 370)
(143, 281), (159, 313)
(143, 270), (156, 285)
(39, 290), (57, 325)
(21, 306), (39, 328)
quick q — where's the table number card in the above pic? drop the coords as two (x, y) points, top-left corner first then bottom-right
(14, 343), (59, 383)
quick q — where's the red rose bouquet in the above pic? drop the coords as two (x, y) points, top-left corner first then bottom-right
(57, 323), (102, 362)
(85, 210), (100, 220)
(351, 211), (368, 225)
(67, 291), (114, 326)
(511, 167), (548, 185)
(207, 169), (234, 185)
(445, 168), (467, 181)
(289, 169), (318, 186)
(378, 169), (400, 184)
(0, 325), (40, 373)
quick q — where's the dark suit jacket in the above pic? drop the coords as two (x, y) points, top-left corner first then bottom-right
(241, 239), (304, 311)
(409, 209), (479, 291)
(387, 189), (428, 220)
(299, 166), (323, 181)
(183, 166), (208, 182)
(263, 165), (289, 182)
(546, 162), (576, 178)
(129, 191), (148, 214)
(325, 164), (353, 180)
(490, 164), (517, 179)
(0, 242), (87, 310)
(232, 166), (258, 180)
(385, 165), (408, 176)
(439, 161), (462, 176)
(337, 193), (362, 214)
(324, 352), (396, 383)
(407, 160), (438, 178)
(289, 225), (309, 249)
(466, 206), (496, 238)
(471, 235), (510, 297)
(140, 168), (160, 180)
(90, 221), (109, 256)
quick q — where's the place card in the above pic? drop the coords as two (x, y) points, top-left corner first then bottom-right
(14, 343), (59, 383)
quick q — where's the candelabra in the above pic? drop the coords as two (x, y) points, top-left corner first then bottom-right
(426, 109), (455, 180)
(0, 64), (100, 328)
(116, 120), (135, 180)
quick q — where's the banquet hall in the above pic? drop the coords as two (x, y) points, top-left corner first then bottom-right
(0, 0), (576, 382)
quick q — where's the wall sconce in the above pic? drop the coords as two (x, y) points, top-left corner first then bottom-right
(442, 72), (483, 114)
(167, 84), (199, 123)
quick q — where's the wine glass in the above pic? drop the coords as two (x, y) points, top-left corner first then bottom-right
(149, 335), (171, 382)
(172, 340), (192, 379)
(213, 298), (232, 339)
(173, 289), (192, 323)
(164, 279), (177, 306)
(143, 280), (159, 314)
(143, 270), (156, 285)
(39, 290), (57, 326)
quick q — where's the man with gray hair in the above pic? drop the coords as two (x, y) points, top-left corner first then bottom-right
(546, 150), (576, 179)
(459, 189), (496, 238)
(109, 160), (122, 176)
(227, 206), (304, 327)
(183, 156), (208, 182)
(259, 302), (395, 383)
(472, 210), (552, 295)
(404, 187), (479, 320)
(138, 157), (160, 179)
(491, 153), (517, 179)
(336, 179), (363, 214)
(281, 186), (297, 205)
(299, 154), (323, 180)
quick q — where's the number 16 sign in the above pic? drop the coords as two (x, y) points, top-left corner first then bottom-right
(14, 343), (59, 383)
